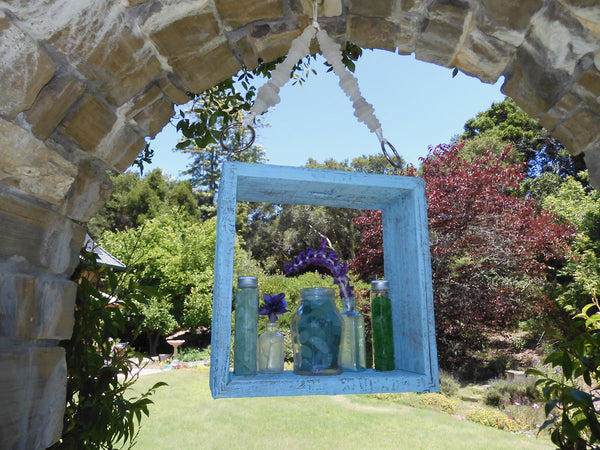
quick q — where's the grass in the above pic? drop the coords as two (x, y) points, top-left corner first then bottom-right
(132, 368), (552, 449)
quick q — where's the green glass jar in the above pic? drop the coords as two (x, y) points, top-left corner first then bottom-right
(233, 276), (258, 376)
(290, 287), (343, 375)
(370, 280), (395, 371)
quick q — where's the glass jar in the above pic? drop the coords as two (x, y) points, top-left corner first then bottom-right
(370, 280), (395, 371)
(290, 287), (343, 375)
(233, 276), (258, 376)
(258, 323), (285, 373)
(339, 296), (366, 371)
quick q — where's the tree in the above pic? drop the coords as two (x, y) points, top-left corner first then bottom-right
(351, 143), (573, 365)
(87, 169), (200, 238)
(178, 116), (267, 221)
(460, 97), (585, 178)
(101, 213), (215, 354)
(543, 173), (600, 318)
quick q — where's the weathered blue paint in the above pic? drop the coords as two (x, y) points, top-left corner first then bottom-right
(210, 161), (438, 398)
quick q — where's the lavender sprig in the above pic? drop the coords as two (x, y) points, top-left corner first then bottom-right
(259, 293), (289, 323)
(284, 238), (354, 299)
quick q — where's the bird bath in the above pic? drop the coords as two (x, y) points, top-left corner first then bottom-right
(167, 339), (185, 359)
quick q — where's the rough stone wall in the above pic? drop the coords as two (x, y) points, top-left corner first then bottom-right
(1, 0), (600, 448)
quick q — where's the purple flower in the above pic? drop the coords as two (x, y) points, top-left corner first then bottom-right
(259, 293), (289, 323)
(284, 238), (354, 299)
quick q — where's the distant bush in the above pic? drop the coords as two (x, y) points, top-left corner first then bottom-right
(483, 378), (541, 407)
(439, 370), (460, 397)
(177, 346), (210, 362)
(419, 393), (457, 414)
(467, 408), (520, 432)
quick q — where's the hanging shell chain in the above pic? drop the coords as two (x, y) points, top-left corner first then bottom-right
(221, 11), (401, 169)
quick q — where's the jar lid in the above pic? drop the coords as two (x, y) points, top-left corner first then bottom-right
(237, 276), (258, 288)
(371, 279), (389, 290)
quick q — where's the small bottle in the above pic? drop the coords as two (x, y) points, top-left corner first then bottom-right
(234, 276), (258, 376)
(258, 323), (285, 373)
(370, 280), (395, 371)
(340, 296), (366, 371)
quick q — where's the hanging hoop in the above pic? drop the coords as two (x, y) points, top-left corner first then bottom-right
(219, 122), (256, 155)
(381, 139), (403, 169)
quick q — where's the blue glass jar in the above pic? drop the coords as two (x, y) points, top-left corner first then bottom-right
(290, 287), (343, 375)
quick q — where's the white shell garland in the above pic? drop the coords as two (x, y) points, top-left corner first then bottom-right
(243, 20), (386, 146)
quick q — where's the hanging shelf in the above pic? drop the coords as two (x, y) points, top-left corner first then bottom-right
(210, 161), (438, 398)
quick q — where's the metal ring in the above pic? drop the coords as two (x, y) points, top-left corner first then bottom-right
(380, 139), (403, 169)
(219, 122), (256, 154)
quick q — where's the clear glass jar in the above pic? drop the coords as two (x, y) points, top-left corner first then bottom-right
(290, 287), (343, 375)
(370, 280), (395, 371)
(340, 296), (366, 371)
(258, 323), (285, 373)
(233, 276), (258, 376)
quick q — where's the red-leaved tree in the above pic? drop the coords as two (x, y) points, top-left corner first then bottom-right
(352, 143), (574, 365)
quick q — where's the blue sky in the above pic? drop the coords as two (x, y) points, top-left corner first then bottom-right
(145, 50), (506, 178)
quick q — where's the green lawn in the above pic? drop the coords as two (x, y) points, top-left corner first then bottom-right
(133, 368), (552, 449)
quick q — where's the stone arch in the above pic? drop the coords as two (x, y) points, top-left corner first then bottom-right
(2, 1), (600, 447)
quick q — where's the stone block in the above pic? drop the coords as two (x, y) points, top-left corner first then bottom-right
(0, 12), (56, 120)
(415, 1), (472, 67)
(48, 14), (161, 106)
(231, 35), (261, 70)
(61, 156), (113, 222)
(348, 16), (400, 52)
(133, 94), (174, 138)
(158, 77), (190, 105)
(552, 107), (600, 155)
(216, 0), (285, 30)
(0, 346), (66, 449)
(0, 273), (76, 341)
(537, 92), (582, 132)
(170, 40), (242, 94)
(528, 1), (598, 74)
(349, 0), (395, 17)
(452, 29), (515, 84)
(94, 124), (146, 172)
(584, 144), (600, 188)
(572, 67), (600, 115)
(0, 119), (78, 206)
(292, 0), (343, 18)
(125, 85), (175, 137)
(475, 0), (544, 47)
(149, 12), (220, 58)
(254, 27), (302, 65)
(0, 185), (85, 275)
(560, 0), (600, 37)
(502, 42), (572, 118)
(26, 77), (85, 141)
(113, 137), (147, 172)
(60, 95), (117, 152)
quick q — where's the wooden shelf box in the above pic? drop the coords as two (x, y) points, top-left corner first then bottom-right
(210, 162), (438, 398)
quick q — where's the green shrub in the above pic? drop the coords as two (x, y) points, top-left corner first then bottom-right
(419, 393), (457, 414)
(484, 378), (541, 407)
(51, 250), (165, 449)
(177, 346), (211, 362)
(527, 297), (600, 448)
(439, 370), (460, 397)
(467, 408), (521, 432)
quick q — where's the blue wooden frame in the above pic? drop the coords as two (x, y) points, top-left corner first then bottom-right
(210, 161), (438, 398)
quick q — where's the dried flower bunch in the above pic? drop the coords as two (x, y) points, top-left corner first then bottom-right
(284, 238), (353, 299)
